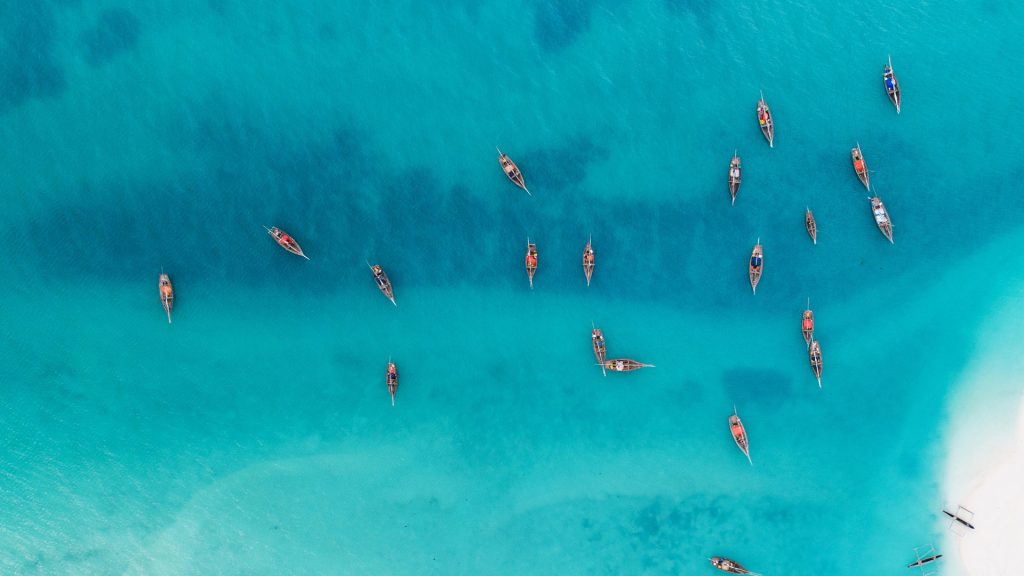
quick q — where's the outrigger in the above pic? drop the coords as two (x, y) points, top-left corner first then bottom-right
(729, 407), (752, 465)
(158, 272), (174, 324)
(603, 359), (654, 373)
(809, 340), (823, 388)
(870, 196), (894, 244)
(709, 556), (761, 576)
(757, 91), (774, 148)
(525, 240), (538, 288)
(592, 325), (607, 376)
(805, 208), (817, 245)
(264, 226), (309, 259)
(497, 147), (530, 195)
(802, 299), (814, 348)
(884, 56), (901, 114)
(386, 359), (398, 406)
(729, 152), (742, 205)
(943, 506), (976, 534)
(907, 545), (942, 573)
(582, 237), (595, 286)
(749, 240), (763, 295)
(368, 263), (397, 306)
(851, 143), (870, 190)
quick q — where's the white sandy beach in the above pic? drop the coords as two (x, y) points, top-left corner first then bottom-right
(943, 293), (1024, 575)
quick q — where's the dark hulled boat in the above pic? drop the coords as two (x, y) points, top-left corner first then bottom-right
(710, 556), (761, 575)
(265, 226), (309, 259)
(809, 340), (823, 388)
(729, 152), (742, 205)
(158, 273), (173, 324)
(369, 264), (397, 306)
(730, 408), (752, 465)
(884, 56), (901, 113)
(497, 147), (530, 195)
(525, 240), (538, 288)
(908, 553), (943, 568)
(592, 326), (607, 376)
(805, 208), (817, 245)
(870, 196), (894, 244)
(851, 143), (870, 190)
(749, 240), (763, 295)
(603, 359), (654, 372)
(582, 238), (595, 286)
(757, 92), (774, 148)
(386, 361), (398, 406)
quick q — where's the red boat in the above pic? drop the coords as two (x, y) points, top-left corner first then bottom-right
(265, 226), (309, 259)
(158, 273), (173, 324)
(801, 299), (814, 348)
(728, 152), (741, 205)
(525, 240), (538, 288)
(809, 340), (823, 388)
(603, 359), (654, 372)
(729, 408), (752, 465)
(582, 238), (595, 286)
(756, 92), (774, 148)
(749, 240), (763, 295)
(592, 326), (607, 376)
(851, 143), (870, 190)
(386, 360), (398, 406)
(497, 147), (530, 195)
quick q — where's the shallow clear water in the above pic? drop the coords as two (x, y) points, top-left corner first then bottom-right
(1, 1), (1023, 574)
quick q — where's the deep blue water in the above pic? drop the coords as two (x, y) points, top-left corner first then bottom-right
(1, 1), (1023, 574)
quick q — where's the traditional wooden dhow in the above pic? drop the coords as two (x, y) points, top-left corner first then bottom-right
(883, 56), (901, 113)
(158, 273), (173, 324)
(805, 208), (817, 245)
(801, 299), (814, 348)
(729, 408), (752, 465)
(582, 238), (595, 286)
(851, 143), (870, 190)
(497, 147), (530, 195)
(709, 556), (761, 575)
(369, 263), (397, 306)
(756, 92), (774, 148)
(728, 152), (742, 205)
(525, 240), (538, 288)
(603, 359), (654, 373)
(592, 326), (607, 376)
(749, 240), (763, 294)
(809, 340), (823, 388)
(264, 226), (309, 259)
(386, 360), (398, 406)
(869, 196), (894, 244)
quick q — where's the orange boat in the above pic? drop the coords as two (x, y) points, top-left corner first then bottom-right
(730, 408), (752, 465)
(264, 226), (308, 259)
(369, 263), (397, 306)
(603, 359), (654, 372)
(582, 238), (595, 286)
(728, 152), (741, 205)
(592, 326), (607, 376)
(757, 92), (774, 148)
(851, 143), (870, 190)
(525, 240), (538, 288)
(497, 147), (530, 195)
(801, 299), (814, 348)
(158, 273), (173, 324)
(805, 208), (817, 245)
(749, 240), (763, 294)
(386, 360), (398, 406)
(809, 340), (823, 388)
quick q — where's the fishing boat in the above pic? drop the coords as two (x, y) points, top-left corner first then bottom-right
(369, 263), (397, 306)
(525, 240), (538, 288)
(883, 56), (901, 113)
(592, 326), (607, 376)
(710, 556), (761, 576)
(582, 238), (595, 286)
(801, 299), (814, 348)
(756, 92), (774, 148)
(603, 359), (654, 373)
(749, 240), (763, 294)
(908, 553), (943, 568)
(728, 152), (741, 205)
(805, 208), (817, 245)
(809, 340), (823, 388)
(729, 408), (752, 465)
(158, 273), (173, 324)
(497, 147), (530, 195)
(869, 196), (894, 244)
(264, 226), (309, 259)
(851, 143), (870, 190)
(386, 360), (398, 406)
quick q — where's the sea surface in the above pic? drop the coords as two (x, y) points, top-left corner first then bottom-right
(1, 1), (1022, 574)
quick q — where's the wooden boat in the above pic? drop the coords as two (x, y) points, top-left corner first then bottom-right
(943, 508), (976, 530)
(497, 147), (530, 195)
(851, 143), (870, 190)
(809, 340), (823, 388)
(386, 360), (398, 406)
(805, 208), (817, 245)
(728, 152), (741, 205)
(908, 553), (943, 568)
(749, 240), (763, 295)
(264, 226), (309, 259)
(801, 299), (814, 348)
(869, 196), (894, 244)
(710, 556), (761, 576)
(525, 240), (538, 289)
(592, 326), (607, 376)
(369, 263), (397, 306)
(158, 273), (173, 324)
(883, 56), (901, 114)
(729, 408), (752, 465)
(756, 92), (774, 148)
(603, 359), (654, 372)
(582, 238), (595, 286)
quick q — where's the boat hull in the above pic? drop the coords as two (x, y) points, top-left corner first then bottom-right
(805, 209), (817, 244)
(749, 244), (763, 294)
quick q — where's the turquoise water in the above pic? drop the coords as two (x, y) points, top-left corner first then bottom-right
(2, 1), (1023, 574)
